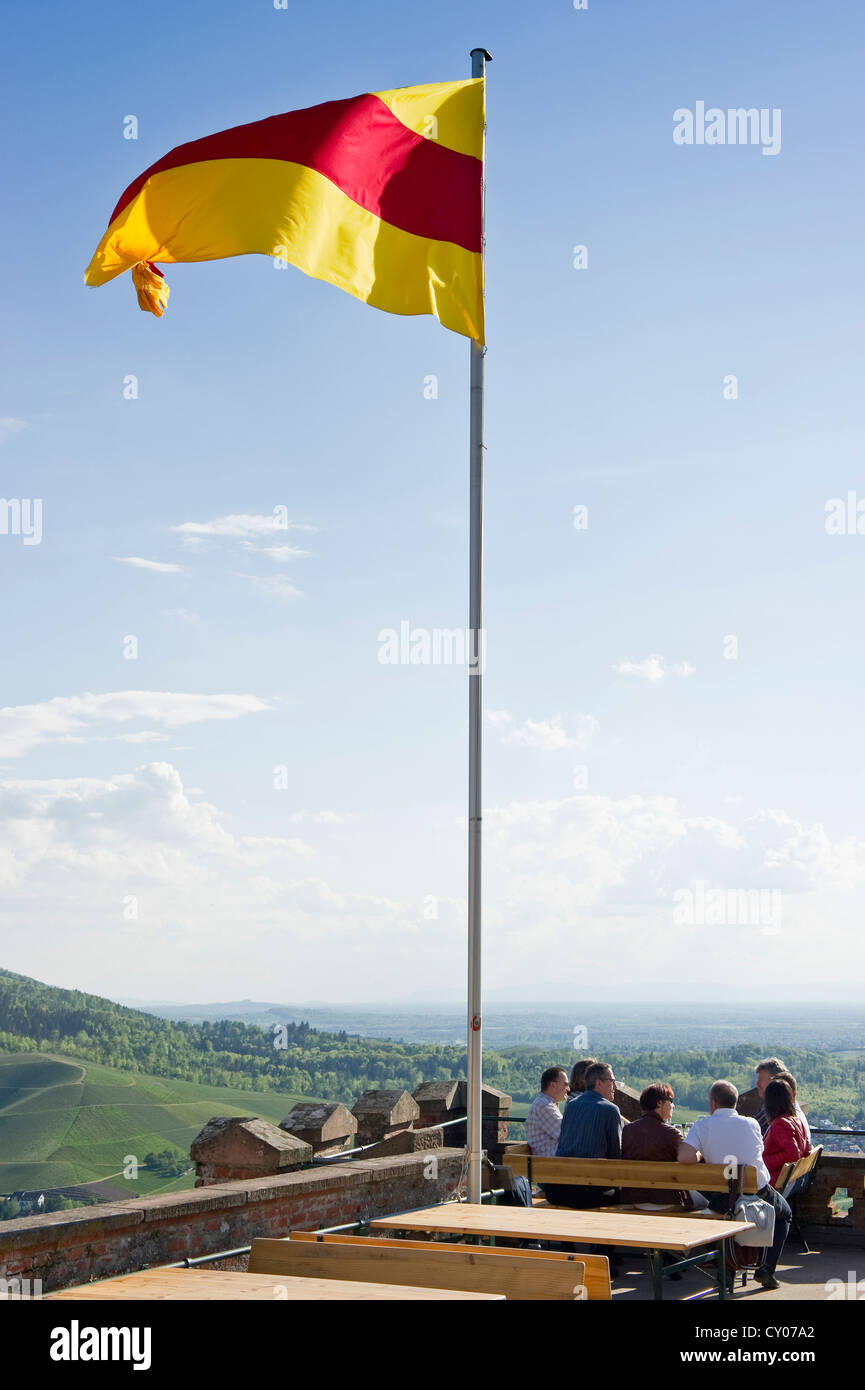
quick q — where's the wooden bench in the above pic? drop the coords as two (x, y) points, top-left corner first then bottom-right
(776, 1143), (821, 1197)
(775, 1145), (822, 1252)
(46, 1268), (501, 1301)
(504, 1150), (758, 1219)
(288, 1230), (612, 1300)
(249, 1234), (596, 1300)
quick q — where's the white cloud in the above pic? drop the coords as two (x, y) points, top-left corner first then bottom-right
(115, 557), (183, 573)
(613, 655), (695, 681)
(290, 810), (352, 825)
(234, 573), (303, 600)
(116, 731), (171, 745)
(0, 418), (30, 445)
(168, 513), (314, 593)
(0, 764), (419, 991)
(614, 655), (666, 681)
(1, 764), (862, 1000)
(0, 763), (314, 889)
(263, 545), (311, 562)
(486, 710), (598, 751)
(0, 691), (269, 759)
(481, 793), (865, 979)
(172, 513), (316, 541)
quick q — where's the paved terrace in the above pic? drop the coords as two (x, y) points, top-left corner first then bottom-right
(611, 1243), (859, 1302)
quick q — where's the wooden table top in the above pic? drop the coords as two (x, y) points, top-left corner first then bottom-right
(370, 1203), (755, 1252)
(46, 1267), (503, 1301)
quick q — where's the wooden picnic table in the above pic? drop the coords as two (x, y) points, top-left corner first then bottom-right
(370, 1203), (756, 1300)
(45, 1267), (503, 1301)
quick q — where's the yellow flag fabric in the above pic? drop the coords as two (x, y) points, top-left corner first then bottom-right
(85, 79), (485, 341)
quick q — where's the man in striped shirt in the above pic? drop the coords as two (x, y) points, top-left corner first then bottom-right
(525, 1066), (570, 1157)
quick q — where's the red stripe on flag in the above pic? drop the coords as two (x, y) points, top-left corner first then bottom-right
(109, 94), (482, 253)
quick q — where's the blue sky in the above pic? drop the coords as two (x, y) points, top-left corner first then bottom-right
(1, 0), (863, 1004)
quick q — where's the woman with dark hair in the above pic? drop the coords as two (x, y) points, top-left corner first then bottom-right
(772, 1070), (812, 1144)
(620, 1083), (688, 1208)
(763, 1079), (810, 1189)
(569, 1057), (598, 1095)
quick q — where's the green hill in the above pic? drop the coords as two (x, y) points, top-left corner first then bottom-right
(0, 1052), (314, 1198)
(0, 965), (467, 1099)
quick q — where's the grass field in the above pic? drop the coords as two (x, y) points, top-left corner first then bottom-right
(0, 1053), (321, 1198)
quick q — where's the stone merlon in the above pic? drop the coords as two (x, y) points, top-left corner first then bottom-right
(190, 1116), (311, 1185)
(280, 1103), (357, 1155)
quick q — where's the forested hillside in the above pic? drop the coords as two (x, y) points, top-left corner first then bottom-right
(0, 967), (468, 1096)
(0, 969), (862, 1122)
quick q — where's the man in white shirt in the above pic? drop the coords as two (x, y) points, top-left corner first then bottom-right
(525, 1066), (569, 1157)
(679, 1079), (792, 1291)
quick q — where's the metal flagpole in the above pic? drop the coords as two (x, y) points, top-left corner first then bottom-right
(466, 44), (490, 1205)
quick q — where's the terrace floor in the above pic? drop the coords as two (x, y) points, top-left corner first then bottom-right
(608, 1240), (861, 1301)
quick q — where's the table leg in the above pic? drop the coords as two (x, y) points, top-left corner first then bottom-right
(648, 1250), (664, 1301)
(716, 1240), (728, 1301)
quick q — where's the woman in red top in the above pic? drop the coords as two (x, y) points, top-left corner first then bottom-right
(763, 1079), (810, 1188)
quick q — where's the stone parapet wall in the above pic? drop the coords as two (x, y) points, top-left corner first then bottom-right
(613, 1083), (642, 1122)
(798, 1150), (865, 1237)
(0, 1149), (465, 1294)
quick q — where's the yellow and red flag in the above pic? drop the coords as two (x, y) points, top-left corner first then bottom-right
(85, 79), (484, 341)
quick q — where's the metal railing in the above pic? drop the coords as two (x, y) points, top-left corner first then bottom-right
(311, 1137), (387, 1163)
(163, 1184), (505, 1269)
(310, 1114), (469, 1164)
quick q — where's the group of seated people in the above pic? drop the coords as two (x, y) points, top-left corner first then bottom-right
(524, 1055), (812, 1290)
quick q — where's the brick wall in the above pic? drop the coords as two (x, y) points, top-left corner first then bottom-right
(0, 1149), (464, 1293)
(798, 1151), (865, 1242)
